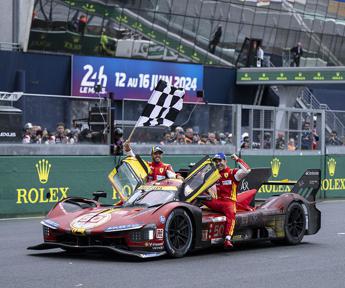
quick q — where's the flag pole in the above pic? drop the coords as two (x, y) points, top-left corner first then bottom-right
(127, 123), (138, 142)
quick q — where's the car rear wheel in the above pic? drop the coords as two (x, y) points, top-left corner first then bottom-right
(282, 202), (306, 245)
(164, 208), (193, 258)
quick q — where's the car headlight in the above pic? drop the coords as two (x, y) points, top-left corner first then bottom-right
(41, 219), (59, 230)
(130, 224), (156, 242)
(104, 223), (144, 233)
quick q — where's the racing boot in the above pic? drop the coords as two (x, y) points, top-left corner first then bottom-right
(224, 236), (233, 249)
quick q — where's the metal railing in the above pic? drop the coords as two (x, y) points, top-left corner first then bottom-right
(297, 87), (345, 137)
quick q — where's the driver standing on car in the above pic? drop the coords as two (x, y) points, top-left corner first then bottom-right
(124, 140), (183, 181)
(204, 153), (251, 249)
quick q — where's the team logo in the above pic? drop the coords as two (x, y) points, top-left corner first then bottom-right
(159, 168), (164, 173)
(240, 180), (249, 191)
(70, 212), (112, 232)
(271, 158), (281, 178)
(224, 173), (229, 178)
(327, 158), (336, 177)
(36, 159), (51, 184)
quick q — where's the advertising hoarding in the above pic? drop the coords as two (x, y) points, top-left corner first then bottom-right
(71, 55), (203, 102)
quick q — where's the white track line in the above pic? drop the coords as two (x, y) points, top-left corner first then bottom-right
(0, 216), (43, 221)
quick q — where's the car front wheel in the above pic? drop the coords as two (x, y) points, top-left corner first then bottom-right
(164, 208), (193, 258)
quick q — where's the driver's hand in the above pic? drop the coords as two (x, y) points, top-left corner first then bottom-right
(124, 140), (131, 152)
(230, 153), (239, 161)
(208, 185), (217, 199)
(176, 174), (184, 180)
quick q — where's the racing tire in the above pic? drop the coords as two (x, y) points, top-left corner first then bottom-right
(164, 208), (193, 258)
(281, 202), (306, 245)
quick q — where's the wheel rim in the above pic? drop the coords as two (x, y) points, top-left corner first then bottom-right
(287, 207), (304, 238)
(168, 214), (191, 250)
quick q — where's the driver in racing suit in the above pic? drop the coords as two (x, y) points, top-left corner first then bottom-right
(124, 140), (182, 181)
(204, 152), (251, 248)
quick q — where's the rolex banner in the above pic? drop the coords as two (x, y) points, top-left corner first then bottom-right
(1, 154), (345, 218)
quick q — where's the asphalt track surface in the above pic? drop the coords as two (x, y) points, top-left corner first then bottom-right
(1, 201), (345, 288)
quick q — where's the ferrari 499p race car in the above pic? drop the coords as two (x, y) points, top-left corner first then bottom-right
(28, 156), (321, 258)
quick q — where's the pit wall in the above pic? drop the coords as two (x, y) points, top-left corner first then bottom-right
(0, 154), (343, 218)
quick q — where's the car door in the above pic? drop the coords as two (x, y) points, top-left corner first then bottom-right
(180, 156), (221, 203)
(108, 155), (150, 202)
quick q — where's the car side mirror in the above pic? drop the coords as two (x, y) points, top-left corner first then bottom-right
(93, 191), (107, 201)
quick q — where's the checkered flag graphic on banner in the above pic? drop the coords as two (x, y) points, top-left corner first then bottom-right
(136, 80), (185, 127)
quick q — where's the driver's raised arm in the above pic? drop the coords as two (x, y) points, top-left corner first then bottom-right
(231, 154), (251, 182)
(124, 140), (135, 157)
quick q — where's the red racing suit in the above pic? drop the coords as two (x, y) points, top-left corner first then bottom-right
(204, 158), (251, 237)
(126, 149), (177, 181)
(147, 161), (176, 181)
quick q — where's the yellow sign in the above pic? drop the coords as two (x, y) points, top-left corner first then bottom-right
(313, 72), (324, 81)
(36, 159), (51, 184)
(332, 72), (343, 80)
(327, 158), (336, 177)
(271, 158), (281, 178)
(294, 72), (306, 80)
(276, 73), (287, 81)
(258, 73), (269, 81)
(241, 73), (252, 81)
(16, 159), (69, 205)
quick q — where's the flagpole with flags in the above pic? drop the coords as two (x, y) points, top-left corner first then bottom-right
(126, 79), (185, 142)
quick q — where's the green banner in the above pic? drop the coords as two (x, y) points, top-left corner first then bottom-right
(323, 155), (345, 198)
(0, 154), (344, 218)
(28, 30), (101, 55)
(237, 67), (345, 85)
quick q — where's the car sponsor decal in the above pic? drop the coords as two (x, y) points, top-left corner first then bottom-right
(70, 212), (112, 231)
(138, 185), (178, 191)
(211, 216), (226, 223)
(156, 175), (166, 181)
(145, 242), (164, 250)
(222, 180), (232, 185)
(156, 229), (164, 239)
(159, 215), (166, 224)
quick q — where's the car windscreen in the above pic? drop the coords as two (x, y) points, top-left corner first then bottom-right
(112, 162), (140, 199)
(125, 190), (176, 207)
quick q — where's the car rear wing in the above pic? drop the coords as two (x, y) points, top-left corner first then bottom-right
(259, 169), (321, 202)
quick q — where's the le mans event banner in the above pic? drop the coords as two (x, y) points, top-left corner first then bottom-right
(71, 55), (203, 102)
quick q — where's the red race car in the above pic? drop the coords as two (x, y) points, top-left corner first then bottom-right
(28, 156), (321, 258)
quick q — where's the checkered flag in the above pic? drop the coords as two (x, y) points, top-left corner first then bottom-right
(136, 80), (185, 127)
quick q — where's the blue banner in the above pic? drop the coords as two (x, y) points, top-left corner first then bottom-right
(71, 55), (203, 101)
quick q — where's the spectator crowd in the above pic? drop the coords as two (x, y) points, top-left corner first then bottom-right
(159, 127), (233, 146)
(21, 120), (344, 151)
(22, 121), (105, 144)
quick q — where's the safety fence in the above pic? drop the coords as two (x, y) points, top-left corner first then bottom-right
(2, 93), (345, 153)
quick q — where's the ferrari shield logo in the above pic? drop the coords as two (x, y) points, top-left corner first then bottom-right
(224, 173), (229, 178)
(159, 168), (164, 173)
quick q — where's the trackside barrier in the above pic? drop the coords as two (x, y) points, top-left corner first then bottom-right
(1, 154), (345, 218)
